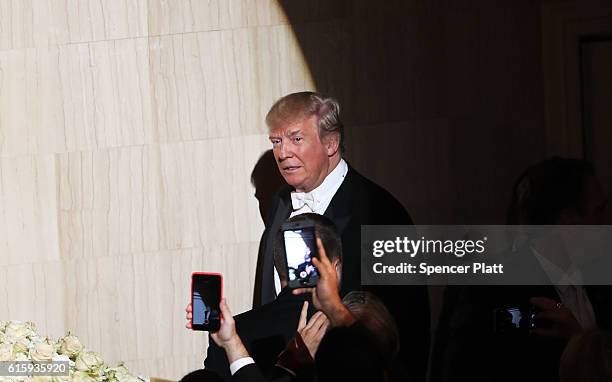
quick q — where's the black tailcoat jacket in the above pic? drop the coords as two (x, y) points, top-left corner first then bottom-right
(253, 164), (430, 382)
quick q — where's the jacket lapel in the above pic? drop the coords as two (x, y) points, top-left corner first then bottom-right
(323, 165), (356, 234)
(260, 188), (293, 304)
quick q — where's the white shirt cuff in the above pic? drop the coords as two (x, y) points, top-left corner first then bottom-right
(229, 357), (255, 375)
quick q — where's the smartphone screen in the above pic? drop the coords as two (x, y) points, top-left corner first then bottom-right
(284, 226), (319, 288)
(493, 306), (536, 334)
(191, 273), (222, 331)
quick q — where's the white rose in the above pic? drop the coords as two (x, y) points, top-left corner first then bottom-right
(75, 351), (104, 373)
(110, 364), (129, 377)
(51, 354), (70, 363)
(72, 371), (95, 382)
(51, 376), (71, 382)
(29, 342), (54, 362)
(58, 335), (82, 359)
(12, 337), (31, 354)
(0, 343), (14, 361)
(4, 322), (31, 342)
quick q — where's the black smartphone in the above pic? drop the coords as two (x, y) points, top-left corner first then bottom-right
(493, 305), (537, 334)
(282, 220), (319, 288)
(191, 272), (222, 331)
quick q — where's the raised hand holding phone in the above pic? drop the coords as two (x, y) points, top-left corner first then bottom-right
(530, 297), (582, 339)
(210, 299), (250, 364)
(293, 238), (354, 327)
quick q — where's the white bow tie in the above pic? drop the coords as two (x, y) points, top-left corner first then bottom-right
(291, 192), (317, 211)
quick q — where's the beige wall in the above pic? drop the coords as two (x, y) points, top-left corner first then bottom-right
(0, 1), (314, 379)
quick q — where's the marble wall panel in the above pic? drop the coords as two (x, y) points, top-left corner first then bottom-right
(57, 135), (269, 259)
(0, 261), (66, 339)
(0, 155), (59, 266)
(0, 37), (153, 157)
(147, 0), (288, 36)
(66, 0), (148, 43)
(0, 46), (65, 157)
(0, 0), (69, 50)
(0, 0), (148, 50)
(58, 38), (154, 152)
(149, 25), (313, 143)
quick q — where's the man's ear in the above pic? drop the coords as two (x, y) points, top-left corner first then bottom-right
(333, 259), (342, 279)
(323, 132), (340, 157)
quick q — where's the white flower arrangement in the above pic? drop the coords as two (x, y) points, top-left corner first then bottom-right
(0, 321), (146, 382)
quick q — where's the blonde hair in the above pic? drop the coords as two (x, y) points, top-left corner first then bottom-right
(266, 91), (345, 153)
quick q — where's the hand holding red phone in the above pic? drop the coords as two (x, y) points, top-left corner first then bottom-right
(190, 272), (223, 331)
(210, 299), (250, 363)
(185, 303), (193, 329)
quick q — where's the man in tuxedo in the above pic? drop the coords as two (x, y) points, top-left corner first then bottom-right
(431, 157), (612, 382)
(253, 91), (430, 381)
(202, 213), (343, 380)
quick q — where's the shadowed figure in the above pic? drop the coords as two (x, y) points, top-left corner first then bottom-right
(431, 157), (612, 382)
(251, 149), (288, 224)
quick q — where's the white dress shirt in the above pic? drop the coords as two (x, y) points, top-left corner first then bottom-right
(532, 247), (597, 329)
(229, 357), (255, 375)
(289, 159), (348, 217)
(273, 159), (349, 294)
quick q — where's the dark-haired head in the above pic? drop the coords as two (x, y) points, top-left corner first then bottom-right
(507, 157), (607, 225)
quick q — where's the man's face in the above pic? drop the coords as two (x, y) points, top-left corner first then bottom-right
(577, 175), (608, 224)
(561, 175), (609, 224)
(268, 116), (331, 193)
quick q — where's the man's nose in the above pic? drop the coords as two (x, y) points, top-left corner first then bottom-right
(278, 142), (293, 159)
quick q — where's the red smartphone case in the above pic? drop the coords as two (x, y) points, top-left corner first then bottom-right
(191, 272), (223, 329)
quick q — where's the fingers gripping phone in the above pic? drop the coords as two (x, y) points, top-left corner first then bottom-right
(191, 272), (222, 331)
(282, 220), (319, 289)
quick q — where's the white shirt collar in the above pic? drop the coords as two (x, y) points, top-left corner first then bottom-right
(290, 159), (348, 216)
(531, 245), (585, 289)
(308, 158), (348, 200)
